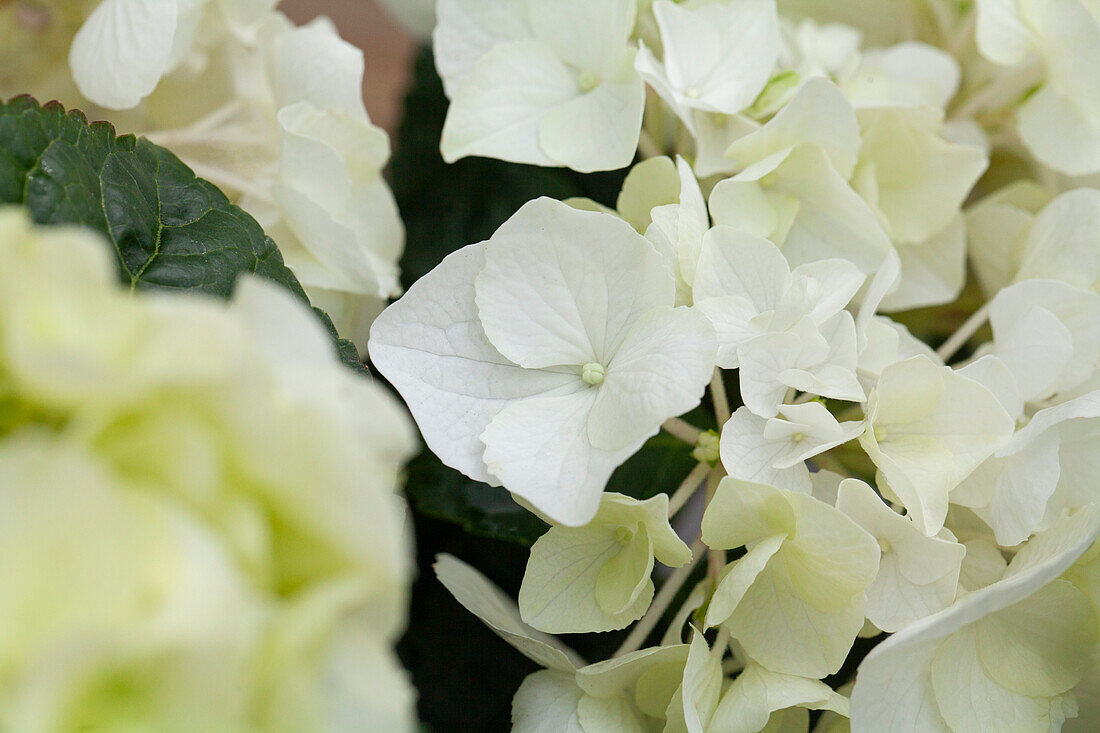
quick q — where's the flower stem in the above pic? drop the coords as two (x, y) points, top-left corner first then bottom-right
(936, 301), (992, 362)
(705, 468), (726, 583)
(613, 538), (706, 658)
(668, 461), (711, 517)
(710, 369), (731, 426)
(663, 417), (702, 444)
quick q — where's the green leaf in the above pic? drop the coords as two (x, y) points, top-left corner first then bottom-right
(403, 450), (549, 546)
(0, 95), (364, 372)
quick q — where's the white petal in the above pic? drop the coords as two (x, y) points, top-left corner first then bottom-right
(844, 42), (961, 109)
(726, 78), (862, 179)
(368, 244), (575, 486)
(264, 16), (368, 115)
(860, 356), (1014, 536)
(850, 505), (1100, 733)
(433, 0), (532, 96)
(440, 40), (578, 167)
(475, 198), (674, 368)
(434, 554), (582, 673)
(719, 408), (813, 494)
(69, 0), (179, 110)
(1017, 188), (1100, 291)
(693, 227), (791, 308)
(538, 76), (645, 173)
(481, 388), (639, 527)
(529, 0), (637, 81)
(512, 670), (586, 733)
(879, 216), (967, 312)
(1017, 86), (1100, 177)
(519, 523), (652, 633)
(588, 307), (716, 450)
(975, 0), (1037, 66)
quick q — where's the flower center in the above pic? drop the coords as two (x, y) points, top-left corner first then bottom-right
(582, 362), (606, 386)
(873, 426), (888, 443)
(578, 70), (600, 93)
(685, 86), (702, 99)
(614, 526), (634, 546)
(877, 537), (892, 554)
(791, 432), (804, 443)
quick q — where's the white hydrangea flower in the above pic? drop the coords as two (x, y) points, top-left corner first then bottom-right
(852, 106), (987, 310)
(850, 505), (1100, 733)
(720, 403), (865, 494)
(519, 493), (692, 633)
(837, 479), (966, 632)
(634, 0), (781, 130)
(245, 100), (403, 349)
(435, 0), (645, 172)
(955, 391), (1100, 546)
(68, 0), (276, 110)
(737, 313), (865, 418)
(434, 554), (694, 732)
(708, 662), (849, 733)
(860, 355), (1015, 537)
(702, 478), (880, 678)
(709, 79), (893, 276)
(645, 156), (710, 305)
(989, 279), (1100, 404)
(692, 225), (865, 369)
(370, 197), (716, 526)
(0, 209), (419, 731)
(975, 0), (1100, 175)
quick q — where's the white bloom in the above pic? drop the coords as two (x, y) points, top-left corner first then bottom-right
(852, 106), (987, 310)
(850, 505), (1100, 733)
(635, 0), (781, 130)
(246, 101), (403, 350)
(702, 479), (880, 678)
(709, 663), (849, 733)
(518, 493), (692, 633)
(955, 391), (1100, 546)
(975, 0), (1100, 175)
(709, 79), (892, 276)
(435, 0), (645, 172)
(737, 313), (865, 417)
(645, 157), (710, 305)
(719, 403), (864, 493)
(989, 279), (1100, 404)
(692, 225), (865, 369)
(370, 198), (716, 526)
(837, 479), (966, 631)
(68, 0), (276, 110)
(860, 356), (1015, 536)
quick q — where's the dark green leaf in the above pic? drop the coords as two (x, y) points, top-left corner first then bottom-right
(0, 95), (363, 372)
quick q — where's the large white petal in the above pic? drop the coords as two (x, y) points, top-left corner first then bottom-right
(725, 78), (862, 179)
(440, 40), (578, 167)
(588, 307), (715, 450)
(476, 198), (673, 368)
(538, 76), (645, 173)
(368, 244), (575, 486)
(433, 0), (532, 96)
(512, 670), (586, 733)
(69, 0), (179, 110)
(481, 389), (642, 526)
(850, 505), (1100, 732)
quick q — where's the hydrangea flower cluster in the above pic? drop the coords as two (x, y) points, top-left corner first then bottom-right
(371, 1), (1100, 731)
(0, 209), (417, 731)
(0, 0), (405, 350)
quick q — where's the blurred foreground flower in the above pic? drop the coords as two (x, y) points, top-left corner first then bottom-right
(0, 208), (417, 731)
